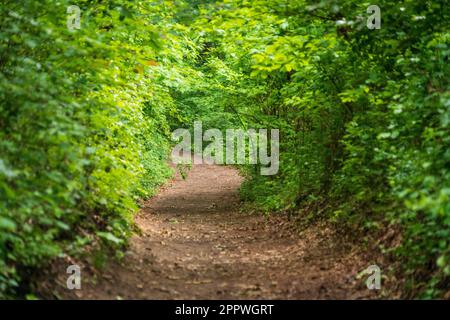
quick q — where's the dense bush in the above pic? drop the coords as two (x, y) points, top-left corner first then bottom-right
(179, 0), (449, 297)
(0, 0), (176, 297)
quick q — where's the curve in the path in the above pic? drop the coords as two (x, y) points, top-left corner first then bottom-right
(62, 161), (377, 299)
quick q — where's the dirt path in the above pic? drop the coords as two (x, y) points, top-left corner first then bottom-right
(56, 161), (378, 299)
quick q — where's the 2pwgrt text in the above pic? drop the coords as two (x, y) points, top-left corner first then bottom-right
(175, 304), (274, 318)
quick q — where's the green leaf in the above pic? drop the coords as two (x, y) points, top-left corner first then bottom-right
(0, 217), (17, 231)
(96, 232), (123, 245)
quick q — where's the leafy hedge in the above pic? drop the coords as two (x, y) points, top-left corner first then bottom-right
(0, 0), (177, 297)
(177, 0), (449, 297)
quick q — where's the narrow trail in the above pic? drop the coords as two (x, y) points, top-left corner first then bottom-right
(62, 162), (377, 299)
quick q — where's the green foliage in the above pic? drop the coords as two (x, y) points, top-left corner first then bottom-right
(1, 0), (448, 298)
(0, 0), (178, 297)
(178, 0), (449, 297)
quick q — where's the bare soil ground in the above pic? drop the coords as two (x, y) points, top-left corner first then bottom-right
(47, 161), (379, 299)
